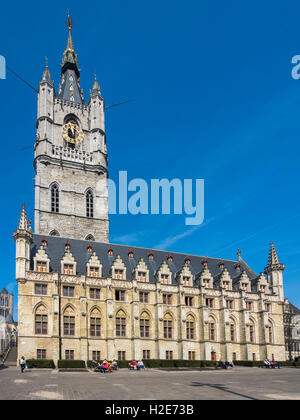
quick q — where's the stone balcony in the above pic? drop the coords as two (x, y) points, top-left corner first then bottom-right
(51, 145), (93, 163)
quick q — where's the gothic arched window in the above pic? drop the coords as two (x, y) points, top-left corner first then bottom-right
(140, 312), (150, 338)
(90, 308), (101, 337)
(116, 310), (126, 337)
(86, 189), (94, 218)
(35, 305), (48, 335)
(51, 184), (59, 213)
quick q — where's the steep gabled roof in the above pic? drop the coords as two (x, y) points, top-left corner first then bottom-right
(31, 234), (257, 286)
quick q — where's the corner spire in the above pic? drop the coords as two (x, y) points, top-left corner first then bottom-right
(18, 203), (29, 230)
(265, 242), (284, 273)
(42, 57), (52, 83)
(90, 72), (102, 97)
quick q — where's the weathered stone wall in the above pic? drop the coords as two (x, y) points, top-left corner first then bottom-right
(17, 271), (286, 364)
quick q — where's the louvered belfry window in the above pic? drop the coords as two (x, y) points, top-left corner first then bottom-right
(51, 184), (59, 213)
(86, 189), (94, 218)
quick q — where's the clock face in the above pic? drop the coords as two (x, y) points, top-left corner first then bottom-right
(62, 121), (84, 145)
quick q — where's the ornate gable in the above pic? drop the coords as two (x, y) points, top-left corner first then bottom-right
(134, 258), (149, 282)
(176, 263), (193, 286)
(33, 245), (50, 272)
(197, 260), (214, 288)
(87, 252), (102, 277)
(61, 249), (77, 275)
(234, 270), (251, 292)
(110, 255), (127, 280)
(156, 260), (172, 284)
(214, 268), (232, 291)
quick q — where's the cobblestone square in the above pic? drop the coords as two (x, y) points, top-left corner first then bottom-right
(0, 366), (299, 400)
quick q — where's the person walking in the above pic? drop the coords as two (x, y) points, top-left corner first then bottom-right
(20, 356), (26, 373)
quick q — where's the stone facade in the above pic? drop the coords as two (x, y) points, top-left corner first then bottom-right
(14, 226), (286, 364)
(0, 288), (13, 320)
(283, 299), (300, 361)
(34, 21), (108, 243)
(14, 17), (287, 365)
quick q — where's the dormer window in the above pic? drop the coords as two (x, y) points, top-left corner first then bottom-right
(90, 267), (99, 278)
(114, 269), (124, 280)
(260, 285), (266, 293)
(161, 274), (170, 284)
(148, 253), (154, 261)
(183, 276), (191, 286)
(185, 257), (191, 265)
(223, 281), (230, 290)
(241, 283), (248, 291)
(167, 255), (173, 263)
(63, 264), (74, 275)
(219, 262), (225, 270)
(65, 241), (71, 251)
(203, 279), (210, 288)
(138, 271), (147, 282)
(37, 261), (47, 273)
(87, 244), (93, 254)
(42, 238), (48, 248)
(108, 247), (113, 257)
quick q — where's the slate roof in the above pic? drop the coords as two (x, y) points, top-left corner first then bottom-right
(31, 234), (258, 287)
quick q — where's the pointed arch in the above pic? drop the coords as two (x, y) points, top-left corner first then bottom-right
(89, 305), (102, 316)
(163, 312), (173, 339)
(186, 313), (195, 340)
(249, 318), (256, 343)
(85, 234), (95, 242)
(34, 303), (48, 335)
(229, 316), (237, 342)
(90, 306), (101, 337)
(208, 315), (216, 341)
(116, 309), (126, 337)
(63, 305), (75, 336)
(86, 188), (94, 218)
(49, 229), (60, 237)
(140, 310), (150, 338)
(50, 182), (59, 213)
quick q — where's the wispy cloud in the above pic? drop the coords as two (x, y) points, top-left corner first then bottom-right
(153, 217), (215, 250)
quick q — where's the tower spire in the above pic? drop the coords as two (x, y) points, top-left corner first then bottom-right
(42, 56), (52, 83)
(58, 14), (84, 104)
(18, 203), (30, 231)
(266, 242), (283, 270)
(264, 242), (285, 301)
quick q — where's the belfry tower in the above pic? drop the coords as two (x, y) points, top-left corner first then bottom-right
(34, 16), (109, 242)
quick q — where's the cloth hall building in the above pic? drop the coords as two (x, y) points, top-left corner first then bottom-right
(14, 18), (286, 364)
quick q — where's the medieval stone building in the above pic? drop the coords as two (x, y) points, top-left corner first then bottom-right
(14, 18), (286, 364)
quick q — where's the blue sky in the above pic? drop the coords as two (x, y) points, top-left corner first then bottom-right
(1, 0), (300, 319)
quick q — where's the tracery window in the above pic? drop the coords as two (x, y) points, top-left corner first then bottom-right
(140, 313), (150, 338)
(186, 316), (195, 340)
(51, 184), (59, 213)
(86, 189), (94, 218)
(163, 314), (173, 339)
